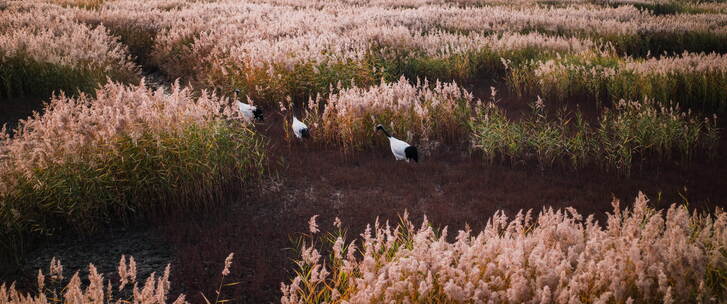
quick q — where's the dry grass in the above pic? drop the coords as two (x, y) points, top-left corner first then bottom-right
(300, 77), (473, 153)
(3, 193), (724, 304)
(0, 2), (139, 99)
(0, 80), (266, 261)
(0, 253), (238, 304)
(22, 0), (724, 106)
(282, 193), (727, 303)
(49, 0), (104, 9)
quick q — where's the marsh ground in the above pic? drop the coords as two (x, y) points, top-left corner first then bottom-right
(2, 87), (725, 303)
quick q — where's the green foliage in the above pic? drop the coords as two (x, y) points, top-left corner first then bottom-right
(0, 54), (102, 99)
(0, 121), (266, 261)
(605, 0), (716, 15)
(217, 59), (380, 108)
(374, 46), (559, 88)
(606, 68), (727, 113)
(105, 23), (160, 68)
(470, 98), (719, 175)
(508, 54), (727, 113)
(605, 31), (727, 57)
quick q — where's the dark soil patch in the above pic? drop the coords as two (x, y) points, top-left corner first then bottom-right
(1, 227), (173, 296)
(0, 97), (44, 132)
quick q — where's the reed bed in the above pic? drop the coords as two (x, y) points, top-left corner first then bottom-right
(302, 77), (474, 153)
(0, 3), (139, 99)
(147, 2), (724, 102)
(0, 2), (722, 302)
(74, 9), (165, 68)
(282, 193), (727, 303)
(207, 30), (596, 106)
(49, 0), (105, 9)
(510, 52), (727, 112)
(21, 0), (722, 106)
(537, 0), (727, 15)
(5, 0), (724, 109)
(0, 81), (266, 260)
(469, 97), (719, 175)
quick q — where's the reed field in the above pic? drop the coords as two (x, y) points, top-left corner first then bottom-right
(0, 81), (267, 263)
(0, 0), (725, 303)
(283, 193), (727, 304)
(0, 6), (140, 99)
(470, 96), (719, 175)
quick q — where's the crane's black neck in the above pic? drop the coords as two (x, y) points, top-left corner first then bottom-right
(379, 127), (391, 138)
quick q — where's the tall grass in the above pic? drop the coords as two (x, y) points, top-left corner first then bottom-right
(469, 96), (719, 175)
(301, 77), (474, 153)
(76, 14), (162, 68)
(6, 0), (727, 106)
(0, 81), (266, 261)
(0, 55), (104, 100)
(375, 31), (597, 84)
(20, 0), (727, 107)
(88, 1), (600, 104)
(509, 52), (727, 112)
(581, 0), (727, 15)
(197, 30), (596, 108)
(429, 4), (727, 55)
(0, 5), (140, 99)
(50, 0), (105, 10)
(282, 193), (727, 303)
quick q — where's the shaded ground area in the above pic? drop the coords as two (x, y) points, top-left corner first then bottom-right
(1, 88), (726, 303)
(3, 227), (173, 291)
(0, 98), (44, 132)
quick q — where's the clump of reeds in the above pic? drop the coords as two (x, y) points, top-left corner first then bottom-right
(74, 9), (164, 68)
(0, 80), (266, 260)
(0, 253), (237, 304)
(302, 76), (474, 153)
(282, 193), (727, 303)
(50, 0), (105, 9)
(0, 4), (140, 99)
(469, 96), (719, 175)
(597, 99), (720, 173)
(509, 52), (727, 112)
